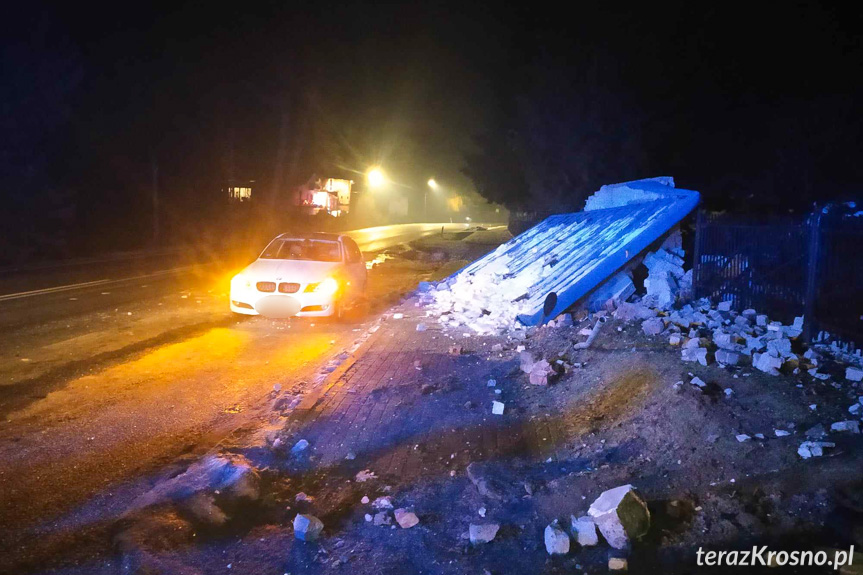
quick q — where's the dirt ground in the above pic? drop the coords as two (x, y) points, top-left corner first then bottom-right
(29, 228), (863, 575)
(251, 315), (863, 574)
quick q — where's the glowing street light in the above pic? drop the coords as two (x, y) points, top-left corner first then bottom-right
(424, 178), (440, 220)
(367, 167), (386, 188)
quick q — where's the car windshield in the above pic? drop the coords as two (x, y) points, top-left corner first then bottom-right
(260, 239), (342, 262)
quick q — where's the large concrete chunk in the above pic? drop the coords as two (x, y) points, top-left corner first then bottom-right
(753, 352), (783, 375)
(544, 521), (570, 555)
(715, 349), (740, 365)
(293, 514), (324, 541)
(587, 485), (650, 549)
(583, 177), (677, 211)
(394, 508), (420, 528)
(846, 367), (863, 382)
(641, 318), (664, 336)
(571, 515), (599, 546)
(681, 346), (708, 366)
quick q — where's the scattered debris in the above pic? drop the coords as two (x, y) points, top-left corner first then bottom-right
(291, 439), (310, 455)
(681, 344), (708, 366)
(641, 318), (664, 336)
(293, 514), (324, 541)
(355, 470), (377, 482)
(846, 367), (863, 382)
(715, 349), (740, 365)
(798, 441), (835, 459)
(831, 421), (861, 434)
(373, 512), (391, 526)
(469, 523), (500, 545)
(492, 401), (505, 415)
(544, 520), (570, 555)
(587, 485), (650, 550)
(528, 359), (554, 386)
(571, 515), (599, 546)
(394, 508), (419, 528)
(609, 557), (628, 571)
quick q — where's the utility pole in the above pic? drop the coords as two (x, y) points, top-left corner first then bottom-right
(151, 155), (159, 245)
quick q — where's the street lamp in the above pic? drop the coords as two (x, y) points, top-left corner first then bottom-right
(425, 178), (439, 220)
(367, 167), (386, 189)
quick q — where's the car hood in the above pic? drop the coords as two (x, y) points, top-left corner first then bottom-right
(242, 259), (343, 283)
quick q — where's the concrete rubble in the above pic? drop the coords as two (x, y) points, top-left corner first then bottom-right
(408, 176), (863, 476)
(831, 421), (861, 434)
(544, 520), (570, 555)
(373, 512), (391, 526)
(422, 178), (699, 333)
(293, 514), (324, 541)
(587, 485), (650, 550)
(571, 515), (599, 546)
(847, 367), (863, 382)
(394, 508), (420, 528)
(798, 441), (835, 459)
(469, 523), (500, 545)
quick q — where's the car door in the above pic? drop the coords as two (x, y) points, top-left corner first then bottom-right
(341, 237), (367, 299)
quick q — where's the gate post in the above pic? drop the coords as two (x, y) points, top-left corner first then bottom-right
(692, 210), (704, 300)
(803, 208), (822, 343)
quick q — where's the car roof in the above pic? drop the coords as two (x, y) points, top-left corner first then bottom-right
(274, 232), (343, 242)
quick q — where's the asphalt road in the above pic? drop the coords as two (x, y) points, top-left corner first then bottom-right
(0, 222), (482, 571)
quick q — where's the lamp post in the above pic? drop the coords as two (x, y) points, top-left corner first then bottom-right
(426, 178), (438, 221)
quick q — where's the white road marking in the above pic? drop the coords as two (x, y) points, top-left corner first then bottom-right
(0, 265), (205, 302)
(0, 279), (114, 301)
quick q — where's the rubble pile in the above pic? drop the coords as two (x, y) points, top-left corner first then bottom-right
(641, 232), (690, 310)
(421, 249), (538, 334)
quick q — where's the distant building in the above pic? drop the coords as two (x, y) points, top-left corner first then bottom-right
(226, 179), (254, 202)
(295, 176), (353, 216)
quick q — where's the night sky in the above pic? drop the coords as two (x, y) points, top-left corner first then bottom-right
(3, 2), (862, 256)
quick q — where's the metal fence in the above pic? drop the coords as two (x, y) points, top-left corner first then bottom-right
(693, 207), (863, 346)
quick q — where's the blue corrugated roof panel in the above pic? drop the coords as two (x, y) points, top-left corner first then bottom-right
(456, 188), (699, 327)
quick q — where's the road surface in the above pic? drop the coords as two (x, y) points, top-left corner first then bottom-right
(0, 222), (487, 572)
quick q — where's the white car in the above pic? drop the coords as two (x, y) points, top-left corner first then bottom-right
(230, 232), (367, 319)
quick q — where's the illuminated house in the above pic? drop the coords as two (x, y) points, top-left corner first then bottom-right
(295, 176), (353, 216)
(226, 180), (254, 202)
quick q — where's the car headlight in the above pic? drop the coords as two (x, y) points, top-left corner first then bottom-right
(307, 277), (338, 296)
(231, 274), (250, 289)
